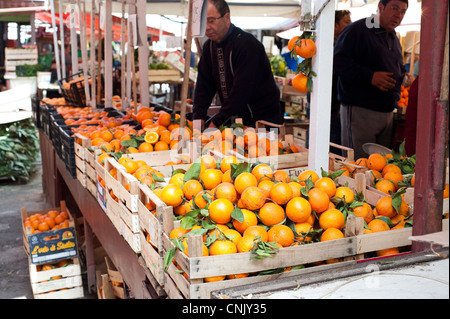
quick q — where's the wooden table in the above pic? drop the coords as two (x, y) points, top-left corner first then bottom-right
(39, 130), (164, 299)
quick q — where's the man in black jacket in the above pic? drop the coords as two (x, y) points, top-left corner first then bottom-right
(193, 0), (281, 129)
(334, 0), (412, 159)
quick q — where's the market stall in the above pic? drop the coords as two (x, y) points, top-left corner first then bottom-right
(7, 0), (449, 300)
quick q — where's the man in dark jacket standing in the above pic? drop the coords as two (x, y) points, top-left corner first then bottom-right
(193, 0), (281, 129)
(334, 0), (412, 159)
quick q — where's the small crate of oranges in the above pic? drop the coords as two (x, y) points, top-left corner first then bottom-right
(29, 257), (84, 299)
(159, 168), (391, 299)
(21, 201), (78, 265)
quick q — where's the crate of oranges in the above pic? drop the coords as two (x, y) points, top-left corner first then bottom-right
(29, 257), (84, 299)
(21, 201), (78, 265)
(152, 159), (388, 298)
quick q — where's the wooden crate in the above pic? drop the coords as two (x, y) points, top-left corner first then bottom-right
(160, 173), (387, 299)
(148, 69), (181, 82)
(105, 256), (128, 299)
(29, 257), (84, 299)
(5, 47), (38, 73)
(21, 201), (78, 264)
(162, 233), (356, 299)
(137, 183), (173, 286)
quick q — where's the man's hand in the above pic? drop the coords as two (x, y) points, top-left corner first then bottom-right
(371, 71), (397, 92)
(402, 73), (413, 88)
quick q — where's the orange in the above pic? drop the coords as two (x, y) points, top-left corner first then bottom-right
(44, 217), (55, 229)
(382, 163), (402, 177)
(297, 170), (319, 185)
(273, 170), (290, 183)
(297, 38), (316, 59)
(367, 153), (386, 172)
(38, 222), (50, 232)
(375, 196), (396, 218)
(240, 186), (266, 211)
(194, 190), (214, 209)
(123, 160), (138, 174)
(154, 141), (169, 151)
(294, 222), (314, 242)
(258, 202), (286, 226)
(352, 202), (373, 224)
(208, 198), (234, 224)
(183, 179), (203, 200)
(314, 177), (337, 198)
(200, 169), (223, 190)
(160, 184), (184, 207)
(285, 197), (312, 223)
(251, 163), (273, 182)
(292, 73), (309, 93)
(214, 182), (237, 203)
(236, 235), (257, 253)
(201, 155), (217, 169)
(355, 158), (368, 167)
(157, 112), (172, 127)
(398, 199), (409, 217)
(227, 273), (249, 280)
(169, 227), (190, 240)
(144, 131), (159, 144)
(268, 224), (295, 247)
(97, 153), (110, 166)
(383, 171), (404, 190)
(319, 208), (345, 230)
(182, 239), (209, 257)
(222, 169), (232, 183)
(258, 179), (275, 198)
(307, 187), (330, 213)
(232, 209), (258, 234)
(375, 179), (396, 194)
(168, 172), (184, 187)
(334, 186), (355, 203)
(243, 225), (268, 242)
(136, 111), (153, 124)
(208, 224), (229, 238)
(138, 142), (154, 153)
(159, 130), (171, 144)
(367, 218), (390, 233)
(288, 36), (302, 55)
(444, 184), (449, 198)
(234, 172), (258, 194)
(376, 247), (399, 257)
(288, 182), (302, 198)
(220, 155), (239, 173)
(209, 239), (237, 255)
(269, 182), (293, 205)
(321, 227), (344, 242)
(222, 228), (242, 246)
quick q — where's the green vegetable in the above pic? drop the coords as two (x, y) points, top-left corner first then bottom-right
(0, 118), (40, 182)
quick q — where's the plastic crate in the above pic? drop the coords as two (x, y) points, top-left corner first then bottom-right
(31, 96), (41, 128)
(50, 115), (63, 159)
(59, 126), (79, 179)
(57, 72), (90, 107)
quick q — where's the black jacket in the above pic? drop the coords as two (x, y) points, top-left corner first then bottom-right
(193, 25), (281, 127)
(334, 16), (406, 112)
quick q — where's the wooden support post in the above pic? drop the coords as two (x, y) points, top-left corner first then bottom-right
(69, 0), (79, 75)
(50, 0), (62, 81)
(178, 0), (193, 139)
(137, 0), (149, 107)
(307, 0), (335, 174)
(412, 0), (449, 252)
(104, 0), (113, 107)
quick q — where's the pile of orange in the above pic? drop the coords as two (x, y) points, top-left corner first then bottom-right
(397, 85), (410, 108)
(197, 127), (301, 159)
(23, 210), (70, 234)
(153, 158), (402, 281)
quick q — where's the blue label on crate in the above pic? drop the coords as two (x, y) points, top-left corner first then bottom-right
(28, 227), (78, 265)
